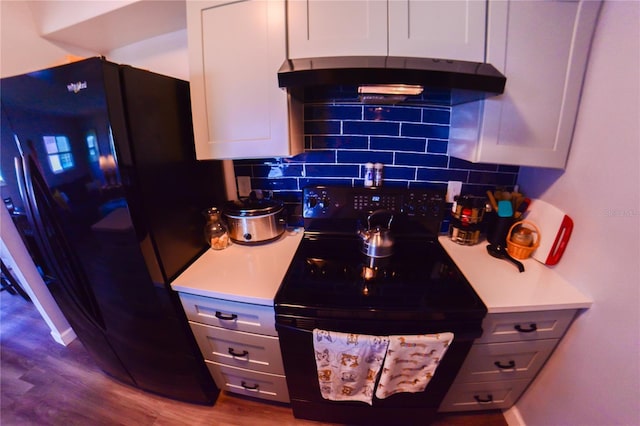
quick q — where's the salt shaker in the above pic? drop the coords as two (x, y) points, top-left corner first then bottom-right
(364, 162), (374, 187)
(374, 163), (384, 187)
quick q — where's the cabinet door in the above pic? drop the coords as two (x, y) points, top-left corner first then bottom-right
(388, 0), (486, 62)
(456, 339), (558, 383)
(187, 0), (302, 159)
(179, 292), (277, 336)
(206, 361), (290, 402)
(476, 310), (576, 344)
(287, 0), (388, 58)
(190, 323), (285, 375)
(449, 0), (601, 168)
(439, 379), (530, 412)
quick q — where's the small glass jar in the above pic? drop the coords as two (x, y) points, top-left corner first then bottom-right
(203, 207), (229, 250)
(511, 226), (534, 246)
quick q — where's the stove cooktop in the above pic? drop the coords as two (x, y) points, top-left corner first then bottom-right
(275, 235), (486, 322)
(274, 186), (487, 325)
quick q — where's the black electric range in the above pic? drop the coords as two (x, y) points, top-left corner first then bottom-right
(275, 185), (486, 326)
(274, 185), (487, 425)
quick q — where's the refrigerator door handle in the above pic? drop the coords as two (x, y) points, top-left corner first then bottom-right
(15, 155), (107, 330)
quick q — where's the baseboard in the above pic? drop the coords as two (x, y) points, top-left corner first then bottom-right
(503, 406), (526, 426)
(51, 327), (77, 346)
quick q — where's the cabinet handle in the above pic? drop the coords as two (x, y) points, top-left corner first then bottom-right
(514, 323), (537, 333)
(474, 394), (494, 403)
(228, 348), (249, 357)
(241, 381), (259, 390)
(494, 360), (516, 369)
(215, 311), (238, 321)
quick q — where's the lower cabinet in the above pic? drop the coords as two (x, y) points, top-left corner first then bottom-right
(439, 309), (577, 412)
(178, 292), (289, 403)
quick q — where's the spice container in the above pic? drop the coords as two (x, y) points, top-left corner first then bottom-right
(449, 195), (487, 245)
(203, 207), (230, 250)
(364, 163), (374, 187)
(373, 163), (384, 187)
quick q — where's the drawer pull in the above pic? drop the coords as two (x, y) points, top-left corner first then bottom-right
(514, 323), (537, 333)
(215, 311), (238, 321)
(241, 381), (259, 390)
(228, 348), (249, 357)
(474, 394), (494, 404)
(494, 360), (516, 369)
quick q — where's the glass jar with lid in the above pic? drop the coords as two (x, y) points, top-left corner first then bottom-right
(203, 207), (229, 250)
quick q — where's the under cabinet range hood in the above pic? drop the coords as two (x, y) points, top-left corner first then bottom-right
(278, 56), (506, 105)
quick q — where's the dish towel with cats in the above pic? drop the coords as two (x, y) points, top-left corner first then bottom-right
(375, 333), (454, 399)
(313, 329), (389, 405)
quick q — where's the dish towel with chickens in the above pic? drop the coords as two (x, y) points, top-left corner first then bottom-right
(375, 333), (454, 399)
(313, 329), (389, 405)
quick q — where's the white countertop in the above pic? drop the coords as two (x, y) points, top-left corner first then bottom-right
(171, 228), (304, 306)
(438, 236), (592, 314)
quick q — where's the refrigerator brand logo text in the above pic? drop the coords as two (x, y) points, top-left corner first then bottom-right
(67, 81), (87, 93)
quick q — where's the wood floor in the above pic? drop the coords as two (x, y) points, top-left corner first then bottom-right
(1, 290), (507, 426)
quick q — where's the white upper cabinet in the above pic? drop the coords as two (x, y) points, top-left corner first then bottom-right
(388, 0), (486, 62)
(287, 0), (486, 62)
(287, 0), (388, 58)
(187, 0), (303, 160)
(449, 0), (602, 169)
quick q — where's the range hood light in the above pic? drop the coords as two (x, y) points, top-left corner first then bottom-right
(357, 84), (424, 96)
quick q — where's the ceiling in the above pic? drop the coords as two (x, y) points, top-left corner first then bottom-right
(27, 0), (187, 54)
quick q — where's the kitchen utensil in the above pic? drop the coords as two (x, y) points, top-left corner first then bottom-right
(487, 244), (525, 273)
(359, 210), (394, 258)
(497, 200), (513, 217)
(506, 220), (540, 260)
(514, 197), (531, 219)
(486, 190), (498, 211)
(223, 198), (286, 244)
(525, 199), (574, 265)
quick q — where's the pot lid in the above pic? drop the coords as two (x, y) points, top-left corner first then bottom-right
(223, 198), (284, 217)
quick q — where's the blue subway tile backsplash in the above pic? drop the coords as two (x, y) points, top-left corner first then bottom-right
(232, 97), (519, 229)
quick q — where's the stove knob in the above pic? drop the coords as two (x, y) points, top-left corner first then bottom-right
(318, 195), (330, 209)
(308, 196), (318, 208)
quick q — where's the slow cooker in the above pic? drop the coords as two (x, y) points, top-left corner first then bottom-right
(223, 198), (286, 244)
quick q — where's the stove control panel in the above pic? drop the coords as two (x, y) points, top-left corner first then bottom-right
(303, 186), (445, 220)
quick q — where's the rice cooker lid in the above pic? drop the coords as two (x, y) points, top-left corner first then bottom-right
(224, 198), (284, 217)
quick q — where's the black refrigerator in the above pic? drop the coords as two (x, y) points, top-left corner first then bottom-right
(0, 57), (225, 404)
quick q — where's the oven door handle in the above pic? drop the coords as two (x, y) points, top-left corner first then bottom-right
(275, 322), (314, 334)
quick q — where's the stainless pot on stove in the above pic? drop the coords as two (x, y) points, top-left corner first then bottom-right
(359, 210), (394, 258)
(223, 198), (286, 244)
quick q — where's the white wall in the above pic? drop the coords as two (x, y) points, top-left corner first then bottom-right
(0, 1), (188, 79)
(515, 2), (640, 425)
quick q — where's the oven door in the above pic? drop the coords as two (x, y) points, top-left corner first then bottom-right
(275, 317), (477, 425)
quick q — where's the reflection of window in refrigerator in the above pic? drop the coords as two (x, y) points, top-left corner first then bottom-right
(86, 131), (98, 162)
(43, 135), (74, 173)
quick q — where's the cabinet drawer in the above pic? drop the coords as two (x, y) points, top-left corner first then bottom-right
(477, 310), (576, 343)
(206, 361), (290, 403)
(455, 339), (557, 383)
(179, 292), (276, 335)
(439, 379), (530, 412)
(190, 322), (284, 375)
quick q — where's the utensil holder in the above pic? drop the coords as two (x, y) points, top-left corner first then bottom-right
(486, 215), (515, 246)
(506, 220), (540, 259)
